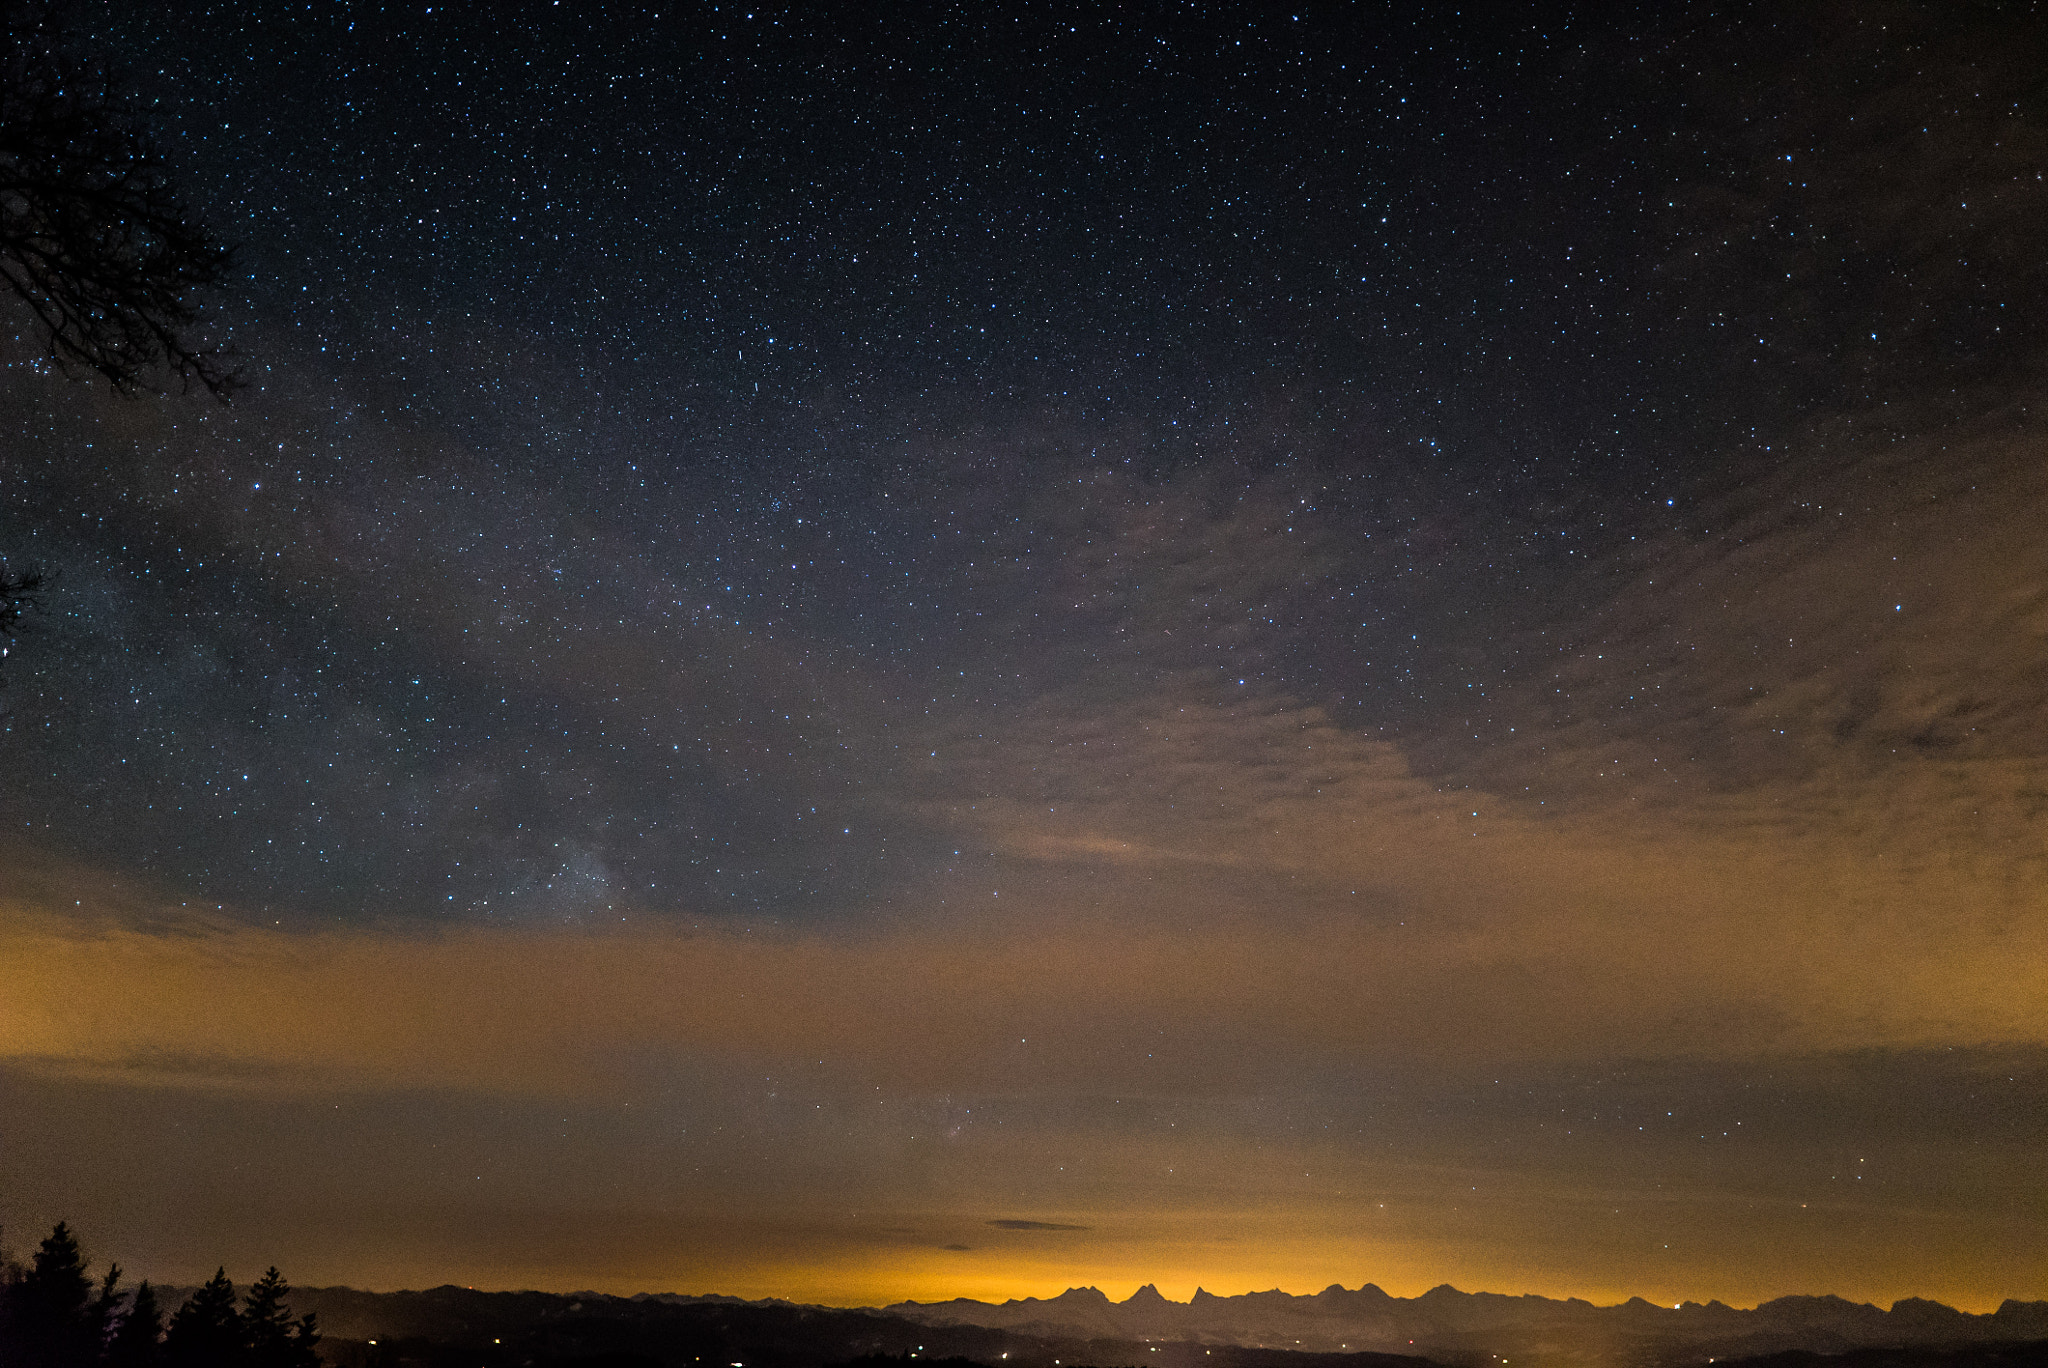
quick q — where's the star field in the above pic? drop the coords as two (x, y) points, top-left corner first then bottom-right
(1, 0), (2046, 1314)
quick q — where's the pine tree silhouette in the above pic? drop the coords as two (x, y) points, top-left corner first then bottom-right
(93, 1261), (126, 1347)
(163, 1268), (244, 1367)
(2, 1225), (319, 1368)
(243, 1267), (319, 1368)
(105, 1280), (165, 1368)
(9, 1221), (101, 1367)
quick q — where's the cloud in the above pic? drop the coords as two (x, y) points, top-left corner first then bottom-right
(987, 1220), (1092, 1232)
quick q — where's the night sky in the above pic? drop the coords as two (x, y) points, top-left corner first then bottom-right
(3, 0), (2046, 1313)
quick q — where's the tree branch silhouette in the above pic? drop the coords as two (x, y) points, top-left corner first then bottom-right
(0, 1), (236, 397)
(0, 562), (40, 665)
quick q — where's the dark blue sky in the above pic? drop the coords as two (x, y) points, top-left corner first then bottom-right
(9, 0), (2038, 922)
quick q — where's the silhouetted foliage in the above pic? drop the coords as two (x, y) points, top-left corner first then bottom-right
(163, 1267), (243, 1368)
(21, 1221), (105, 1366)
(0, 0), (235, 396)
(0, 1220), (128, 1367)
(28, 1221), (91, 1312)
(92, 1263), (127, 1351)
(244, 1266), (321, 1368)
(104, 1280), (164, 1368)
(0, 1225), (323, 1368)
(0, 1), (239, 685)
(0, 562), (42, 669)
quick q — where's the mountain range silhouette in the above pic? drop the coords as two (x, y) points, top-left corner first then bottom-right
(879, 1282), (2048, 1364)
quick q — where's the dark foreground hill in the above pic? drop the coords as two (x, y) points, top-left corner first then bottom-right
(286, 1285), (2048, 1368)
(884, 1285), (2048, 1368)
(1709, 1344), (2048, 1368)
(292, 1287), (1444, 1368)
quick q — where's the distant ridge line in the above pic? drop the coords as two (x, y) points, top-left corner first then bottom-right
(268, 1283), (2048, 1368)
(877, 1281), (2048, 1361)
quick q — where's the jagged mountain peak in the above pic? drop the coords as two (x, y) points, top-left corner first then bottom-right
(1758, 1293), (1881, 1312)
(872, 1277), (2042, 1366)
